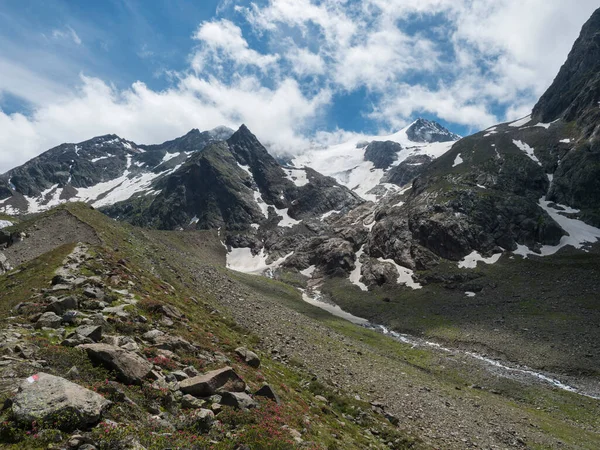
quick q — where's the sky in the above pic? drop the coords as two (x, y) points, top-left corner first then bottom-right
(0, 0), (598, 173)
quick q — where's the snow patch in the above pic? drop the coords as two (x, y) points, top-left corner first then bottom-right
(284, 168), (309, 187)
(377, 257), (422, 289)
(300, 265), (316, 277)
(560, 139), (572, 144)
(321, 210), (341, 220)
(513, 140), (541, 166)
(508, 115), (532, 128)
(452, 154), (464, 167)
(458, 251), (502, 269)
(0, 220), (13, 229)
(349, 247), (368, 291)
(516, 199), (600, 257)
(226, 248), (292, 275)
(274, 208), (301, 228)
(91, 155), (111, 163)
(465, 292), (476, 297)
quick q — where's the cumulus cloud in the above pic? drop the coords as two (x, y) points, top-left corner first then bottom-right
(0, 74), (329, 171)
(191, 19), (279, 73)
(0, 0), (598, 172)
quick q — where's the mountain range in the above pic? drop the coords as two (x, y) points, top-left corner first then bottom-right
(0, 6), (600, 450)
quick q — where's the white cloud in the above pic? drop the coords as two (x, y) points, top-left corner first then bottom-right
(191, 19), (279, 73)
(51, 25), (82, 45)
(0, 0), (598, 173)
(0, 74), (329, 172)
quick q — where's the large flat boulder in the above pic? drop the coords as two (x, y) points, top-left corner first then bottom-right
(179, 367), (245, 397)
(79, 343), (152, 385)
(12, 373), (111, 430)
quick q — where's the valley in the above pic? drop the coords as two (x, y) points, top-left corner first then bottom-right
(0, 6), (599, 450)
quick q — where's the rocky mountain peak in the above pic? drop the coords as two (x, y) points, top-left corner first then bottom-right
(532, 8), (600, 135)
(406, 118), (461, 143)
(227, 125), (273, 168)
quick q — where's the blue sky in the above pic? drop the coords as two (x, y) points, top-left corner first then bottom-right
(0, 0), (598, 172)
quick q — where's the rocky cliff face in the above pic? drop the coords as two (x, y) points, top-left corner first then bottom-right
(103, 126), (363, 232)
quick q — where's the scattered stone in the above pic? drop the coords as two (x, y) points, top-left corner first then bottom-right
(46, 296), (78, 315)
(183, 366), (200, 377)
(83, 287), (105, 300)
(35, 312), (62, 329)
(179, 367), (245, 397)
(176, 408), (214, 431)
(12, 372), (111, 431)
(80, 344), (152, 385)
(220, 391), (258, 410)
(181, 394), (206, 409)
(157, 304), (184, 319)
(314, 395), (328, 403)
(255, 384), (281, 404)
(235, 347), (261, 368)
(171, 370), (189, 381)
(62, 310), (80, 325)
(75, 325), (102, 342)
(66, 366), (80, 380)
(142, 329), (164, 342)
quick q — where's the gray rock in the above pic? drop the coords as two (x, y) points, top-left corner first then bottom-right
(183, 365), (200, 377)
(171, 370), (189, 381)
(35, 312), (62, 329)
(235, 347), (261, 368)
(179, 367), (245, 397)
(12, 372), (110, 430)
(0, 252), (12, 275)
(75, 325), (102, 342)
(46, 296), (78, 315)
(255, 384), (281, 404)
(176, 408), (215, 431)
(83, 287), (105, 300)
(79, 344), (153, 385)
(220, 392), (258, 410)
(181, 394), (206, 409)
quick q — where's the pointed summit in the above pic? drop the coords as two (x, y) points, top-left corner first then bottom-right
(405, 118), (461, 143)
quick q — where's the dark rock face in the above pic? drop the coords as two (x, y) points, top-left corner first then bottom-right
(383, 154), (433, 187)
(532, 8), (600, 137)
(0, 127), (233, 205)
(364, 141), (403, 169)
(103, 125), (362, 231)
(0, 135), (136, 198)
(405, 119), (461, 143)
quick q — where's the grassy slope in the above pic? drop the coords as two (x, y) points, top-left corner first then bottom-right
(0, 203), (415, 450)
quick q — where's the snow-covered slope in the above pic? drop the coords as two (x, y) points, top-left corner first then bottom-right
(290, 119), (459, 201)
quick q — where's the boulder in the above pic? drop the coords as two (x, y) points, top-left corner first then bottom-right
(35, 312), (62, 329)
(235, 347), (261, 368)
(179, 367), (245, 397)
(255, 384), (281, 404)
(220, 392), (258, 410)
(73, 325), (102, 342)
(181, 394), (206, 409)
(0, 252), (11, 275)
(46, 296), (78, 315)
(12, 373), (110, 430)
(79, 344), (152, 385)
(176, 408), (215, 431)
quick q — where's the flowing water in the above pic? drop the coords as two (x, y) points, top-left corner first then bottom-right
(300, 289), (600, 400)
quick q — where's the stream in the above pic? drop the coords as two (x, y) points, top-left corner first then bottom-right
(300, 289), (600, 400)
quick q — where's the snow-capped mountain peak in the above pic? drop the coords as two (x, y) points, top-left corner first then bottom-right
(291, 119), (461, 201)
